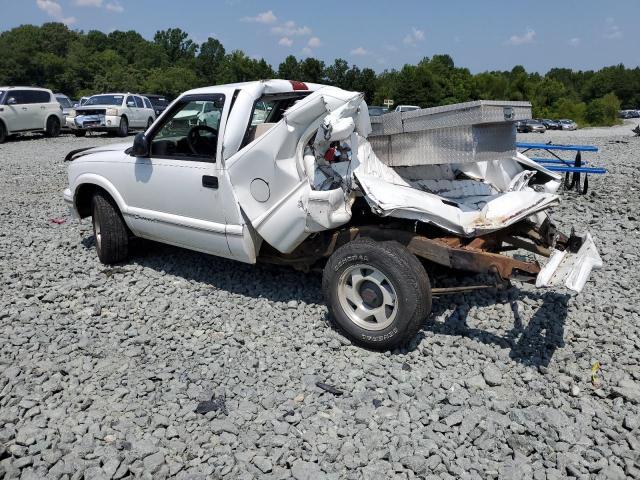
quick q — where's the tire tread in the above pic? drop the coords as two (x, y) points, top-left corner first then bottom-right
(92, 192), (129, 264)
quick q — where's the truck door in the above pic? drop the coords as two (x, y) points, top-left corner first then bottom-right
(5, 90), (31, 131)
(122, 93), (232, 257)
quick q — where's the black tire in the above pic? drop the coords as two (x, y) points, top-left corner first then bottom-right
(117, 116), (129, 137)
(91, 191), (129, 264)
(45, 116), (61, 137)
(322, 238), (431, 350)
(74, 130), (87, 137)
(0, 122), (6, 144)
(147, 118), (153, 129)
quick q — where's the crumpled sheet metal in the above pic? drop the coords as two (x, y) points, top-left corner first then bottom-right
(351, 136), (560, 237)
(536, 233), (603, 293)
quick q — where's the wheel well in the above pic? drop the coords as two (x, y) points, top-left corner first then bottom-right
(75, 184), (112, 219)
(46, 114), (60, 125)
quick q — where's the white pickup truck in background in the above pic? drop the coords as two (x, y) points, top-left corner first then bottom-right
(66, 93), (156, 137)
(63, 80), (602, 349)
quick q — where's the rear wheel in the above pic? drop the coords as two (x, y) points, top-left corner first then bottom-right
(322, 238), (431, 350)
(117, 116), (129, 137)
(45, 116), (61, 137)
(91, 191), (129, 264)
(147, 118), (153, 129)
(0, 122), (6, 144)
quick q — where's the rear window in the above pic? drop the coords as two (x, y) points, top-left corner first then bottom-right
(56, 96), (72, 108)
(85, 95), (124, 106)
(143, 97), (152, 109)
(149, 97), (168, 108)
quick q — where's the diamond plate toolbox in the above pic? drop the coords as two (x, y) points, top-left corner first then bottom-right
(368, 100), (532, 166)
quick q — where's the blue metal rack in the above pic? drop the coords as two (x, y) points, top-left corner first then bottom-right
(516, 142), (606, 194)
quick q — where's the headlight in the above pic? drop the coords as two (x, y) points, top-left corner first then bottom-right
(68, 109), (77, 118)
(106, 108), (119, 116)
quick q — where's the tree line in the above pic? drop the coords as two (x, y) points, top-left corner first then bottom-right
(1, 23), (638, 126)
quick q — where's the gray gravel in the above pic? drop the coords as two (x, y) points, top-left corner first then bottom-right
(1, 128), (639, 479)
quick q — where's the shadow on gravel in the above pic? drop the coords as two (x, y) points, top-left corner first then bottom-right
(421, 289), (569, 367)
(86, 236), (327, 305)
(83, 235), (569, 364)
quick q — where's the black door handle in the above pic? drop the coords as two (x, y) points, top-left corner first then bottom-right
(202, 175), (218, 189)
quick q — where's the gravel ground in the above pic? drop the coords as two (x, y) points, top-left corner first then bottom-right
(1, 126), (639, 480)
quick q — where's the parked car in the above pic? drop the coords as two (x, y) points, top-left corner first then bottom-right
(394, 105), (421, 113)
(516, 119), (546, 133)
(368, 106), (388, 117)
(558, 119), (578, 131)
(74, 96), (90, 107)
(536, 118), (561, 130)
(620, 110), (640, 119)
(0, 86), (64, 143)
(63, 80), (600, 350)
(66, 93), (156, 137)
(142, 94), (171, 117)
(55, 93), (73, 116)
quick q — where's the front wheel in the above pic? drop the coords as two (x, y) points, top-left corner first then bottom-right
(117, 117), (129, 137)
(0, 122), (6, 144)
(91, 192), (129, 264)
(322, 238), (431, 350)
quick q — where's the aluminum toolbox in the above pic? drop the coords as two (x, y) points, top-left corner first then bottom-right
(368, 100), (532, 166)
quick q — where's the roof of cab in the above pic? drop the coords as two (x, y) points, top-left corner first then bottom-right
(181, 79), (324, 98)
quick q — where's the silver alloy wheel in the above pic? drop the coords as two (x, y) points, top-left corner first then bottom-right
(93, 215), (102, 252)
(337, 264), (398, 331)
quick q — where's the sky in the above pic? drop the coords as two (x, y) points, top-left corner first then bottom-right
(2, 0), (639, 73)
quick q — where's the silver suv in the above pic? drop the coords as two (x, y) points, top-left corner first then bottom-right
(0, 87), (64, 143)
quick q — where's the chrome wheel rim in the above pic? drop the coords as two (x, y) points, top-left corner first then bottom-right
(337, 264), (398, 331)
(93, 215), (102, 252)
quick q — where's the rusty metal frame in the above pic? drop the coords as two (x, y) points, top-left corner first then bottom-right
(259, 224), (545, 281)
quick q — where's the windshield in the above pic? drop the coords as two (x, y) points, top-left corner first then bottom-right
(56, 96), (72, 108)
(85, 95), (124, 106)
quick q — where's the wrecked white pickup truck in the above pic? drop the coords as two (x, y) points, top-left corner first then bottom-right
(63, 80), (602, 349)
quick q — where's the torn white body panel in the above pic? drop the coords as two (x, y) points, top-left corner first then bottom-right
(536, 233), (602, 292)
(352, 137), (560, 237)
(226, 87), (363, 253)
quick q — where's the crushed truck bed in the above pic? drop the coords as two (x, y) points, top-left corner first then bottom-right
(225, 86), (601, 292)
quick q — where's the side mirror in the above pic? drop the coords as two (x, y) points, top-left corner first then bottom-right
(130, 132), (149, 157)
(7, 97), (17, 105)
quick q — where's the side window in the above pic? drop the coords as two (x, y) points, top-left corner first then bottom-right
(143, 98), (152, 109)
(126, 96), (136, 108)
(150, 95), (225, 162)
(33, 90), (52, 103)
(8, 90), (28, 104)
(134, 96), (144, 108)
(251, 101), (275, 126)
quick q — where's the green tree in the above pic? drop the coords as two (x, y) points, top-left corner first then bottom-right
(278, 55), (301, 80)
(153, 28), (197, 64)
(197, 37), (226, 85)
(325, 58), (349, 89)
(299, 58), (325, 83)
